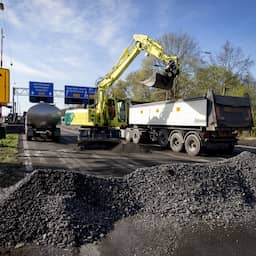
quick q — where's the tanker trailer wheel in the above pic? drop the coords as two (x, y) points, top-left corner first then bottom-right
(170, 132), (184, 152)
(125, 129), (132, 143)
(184, 133), (201, 156)
(26, 134), (32, 141)
(53, 135), (60, 142)
(26, 127), (33, 141)
(158, 129), (169, 148)
(225, 143), (235, 154)
(132, 129), (141, 144)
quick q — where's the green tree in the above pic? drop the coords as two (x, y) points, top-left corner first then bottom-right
(192, 40), (255, 97)
(110, 79), (128, 99)
(109, 33), (256, 103)
(192, 66), (241, 96)
(125, 70), (152, 102)
(157, 32), (201, 74)
(124, 32), (201, 101)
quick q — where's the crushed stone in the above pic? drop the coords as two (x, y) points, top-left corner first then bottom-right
(0, 151), (256, 253)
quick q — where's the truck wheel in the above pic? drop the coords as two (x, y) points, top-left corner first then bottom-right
(26, 135), (32, 141)
(132, 129), (140, 144)
(0, 127), (6, 139)
(125, 129), (132, 142)
(170, 132), (184, 152)
(158, 129), (169, 148)
(53, 135), (60, 142)
(185, 134), (201, 156)
(226, 143), (235, 154)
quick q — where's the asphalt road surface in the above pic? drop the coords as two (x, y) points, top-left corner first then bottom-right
(18, 125), (255, 177)
(4, 126), (256, 256)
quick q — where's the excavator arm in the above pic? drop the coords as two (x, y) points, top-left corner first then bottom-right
(96, 34), (180, 125)
(97, 34), (179, 91)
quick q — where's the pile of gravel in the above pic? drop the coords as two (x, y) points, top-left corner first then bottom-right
(126, 151), (256, 225)
(119, 151), (256, 255)
(0, 170), (138, 247)
(1, 151), (256, 253)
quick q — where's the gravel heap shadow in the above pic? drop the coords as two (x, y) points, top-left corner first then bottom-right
(0, 151), (256, 249)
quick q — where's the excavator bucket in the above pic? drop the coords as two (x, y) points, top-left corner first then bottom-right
(141, 72), (175, 90)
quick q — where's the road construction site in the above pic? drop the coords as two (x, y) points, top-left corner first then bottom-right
(1, 125), (256, 255)
(0, 29), (255, 255)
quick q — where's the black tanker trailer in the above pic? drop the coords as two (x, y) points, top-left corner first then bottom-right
(26, 102), (61, 141)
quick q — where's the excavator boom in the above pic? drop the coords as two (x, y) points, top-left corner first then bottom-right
(132, 34), (179, 89)
(96, 34), (180, 126)
(65, 34), (180, 147)
(98, 34), (179, 91)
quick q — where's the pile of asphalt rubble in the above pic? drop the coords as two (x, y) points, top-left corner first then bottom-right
(1, 151), (256, 252)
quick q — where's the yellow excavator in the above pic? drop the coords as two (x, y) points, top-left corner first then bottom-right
(65, 34), (179, 147)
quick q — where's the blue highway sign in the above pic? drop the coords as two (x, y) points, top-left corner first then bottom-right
(65, 85), (88, 99)
(29, 81), (54, 103)
(64, 85), (96, 104)
(87, 87), (97, 95)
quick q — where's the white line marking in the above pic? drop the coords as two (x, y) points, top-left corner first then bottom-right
(236, 145), (256, 150)
(22, 136), (33, 172)
(152, 150), (225, 163)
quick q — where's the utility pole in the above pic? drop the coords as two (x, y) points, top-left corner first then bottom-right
(0, 2), (5, 138)
(0, 27), (3, 68)
(0, 2), (4, 68)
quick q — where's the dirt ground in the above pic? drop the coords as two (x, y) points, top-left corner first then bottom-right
(238, 138), (256, 147)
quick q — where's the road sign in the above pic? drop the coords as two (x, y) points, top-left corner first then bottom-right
(87, 87), (97, 95)
(29, 81), (54, 103)
(0, 68), (10, 104)
(65, 85), (88, 99)
(64, 85), (96, 104)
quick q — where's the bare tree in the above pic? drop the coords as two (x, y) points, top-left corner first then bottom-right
(141, 32), (201, 99)
(215, 41), (254, 79)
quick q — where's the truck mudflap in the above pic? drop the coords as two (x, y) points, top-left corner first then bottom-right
(201, 133), (237, 152)
(141, 72), (175, 90)
(203, 136), (237, 144)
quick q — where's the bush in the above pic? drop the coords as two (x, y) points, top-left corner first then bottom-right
(0, 134), (19, 148)
(250, 127), (256, 137)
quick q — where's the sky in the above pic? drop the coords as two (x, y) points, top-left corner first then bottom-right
(1, 0), (256, 114)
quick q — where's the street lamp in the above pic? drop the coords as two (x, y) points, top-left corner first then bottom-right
(202, 51), (211, 55)
(200, 51), (212, 66)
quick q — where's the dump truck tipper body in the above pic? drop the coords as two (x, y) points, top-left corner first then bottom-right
(129, 97), (207, 127)
(125, 91), (253, 156)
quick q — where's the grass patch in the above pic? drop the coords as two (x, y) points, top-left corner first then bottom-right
(0, 134), (19, 163)
(238, 129), (256, 139)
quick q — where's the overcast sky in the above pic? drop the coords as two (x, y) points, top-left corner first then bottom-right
(1, 0), (256, 114)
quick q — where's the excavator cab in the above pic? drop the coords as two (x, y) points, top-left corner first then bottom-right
(142, 60), (179, 90)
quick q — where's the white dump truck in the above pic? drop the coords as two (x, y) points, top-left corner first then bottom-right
(124, 90), (253, 156)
